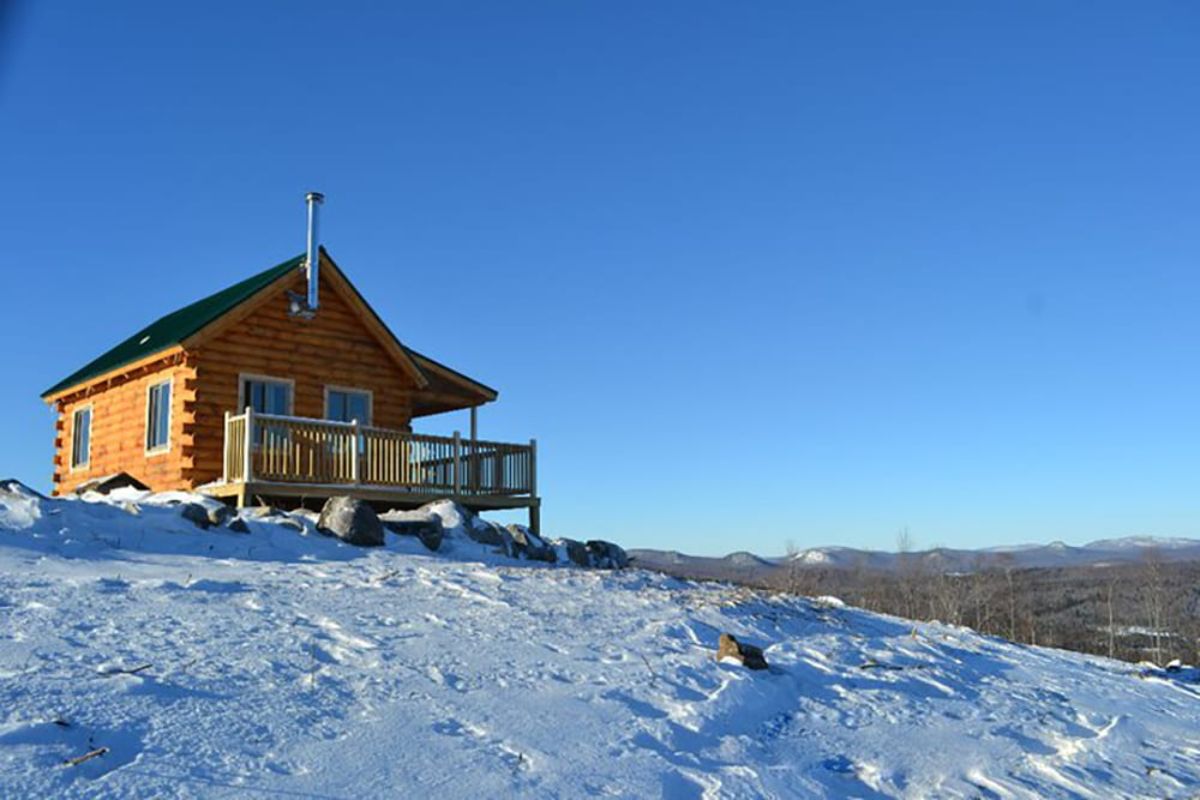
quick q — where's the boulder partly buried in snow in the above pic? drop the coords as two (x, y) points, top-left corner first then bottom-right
(380, 500), (629, 569)
(505, 525), (556, 563)
(586, 540), (629, 570)
(717, 632), (769, 671)
(206, 505), (234, 528)
(71, 472), (149, 496)
(317, 496), (384, 547)
(561, 538), (591, 568)
(383, 517), (443, 552)
(179, 502), (214, 530)
(464, 519), (507, 547)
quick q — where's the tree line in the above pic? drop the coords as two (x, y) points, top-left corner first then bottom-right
(773, 541), (1200, 666)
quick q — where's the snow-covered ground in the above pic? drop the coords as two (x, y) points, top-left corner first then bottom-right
(2, 484), (1200, 799)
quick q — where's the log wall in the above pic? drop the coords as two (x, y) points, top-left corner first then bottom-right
(188, 269), (417, 486)
(53, 358), (196, 495)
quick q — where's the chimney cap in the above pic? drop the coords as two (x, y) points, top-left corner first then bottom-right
(306, 191), (325, 204)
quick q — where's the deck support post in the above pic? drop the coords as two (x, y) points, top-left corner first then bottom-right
(350, 419), (360, 484)
(469, 406), (478, 493)
(452, 430), (462, 498)
(528, 438), (539, 536)
(529, 438), (538, 499)
(529, 500), (541, 537)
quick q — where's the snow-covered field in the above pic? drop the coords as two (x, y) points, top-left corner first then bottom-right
(2, 484), (1199, 799)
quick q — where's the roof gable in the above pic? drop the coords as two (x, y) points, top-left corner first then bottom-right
(42, 250), (499, 407)
(41, 254), (304, 399)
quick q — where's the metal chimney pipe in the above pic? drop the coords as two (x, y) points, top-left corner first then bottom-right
(305, 191), (325, 310)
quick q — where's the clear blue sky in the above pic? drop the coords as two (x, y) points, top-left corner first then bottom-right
(1, 2), (1197, 555)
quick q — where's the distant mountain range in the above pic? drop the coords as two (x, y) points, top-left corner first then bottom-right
(629, 536), (1200, 583)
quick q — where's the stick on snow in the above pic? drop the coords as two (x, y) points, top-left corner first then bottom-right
(64, 747), (108, 767)
(101, 663), (152, 676)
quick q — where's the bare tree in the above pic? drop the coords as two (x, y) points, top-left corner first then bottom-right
(1105, 572), (1117, 659)
(895, 527), (922, 620)
(1141, 547), (1167, 664)
(782, 539), (814, 597)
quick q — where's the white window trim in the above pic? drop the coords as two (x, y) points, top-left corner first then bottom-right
(145, 377), (173, 456)
(69, 403), (93, 472)
(324, 385), (374, 425)
(237, 373), (296, 416)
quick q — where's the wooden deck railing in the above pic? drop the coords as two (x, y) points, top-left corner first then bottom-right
(221, 409), (536, 497)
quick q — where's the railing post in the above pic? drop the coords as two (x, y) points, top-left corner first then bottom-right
(222, 410), (231, 483)
(529, 438), (537, 498)
(243, 406), (254, 483)
(350, 419), (360, 484)
(453, 430), (462, 497)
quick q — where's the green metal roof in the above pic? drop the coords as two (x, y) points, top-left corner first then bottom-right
(42, 253), (305, 398)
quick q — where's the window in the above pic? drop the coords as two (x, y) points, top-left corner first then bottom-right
(240, 376), (293, 415)
(326, 387), (372, 425)
(71, 407), (91, 469)
(146, 380), (171, 452)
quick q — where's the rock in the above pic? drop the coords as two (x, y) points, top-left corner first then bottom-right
(465, 519), (507, 547)
(418, 525), (443, 552)
(383, 518), (443, 552)
(206, 505), (233, 528)
(227, 517), (250, 534)
(73, 472), (148, 496)
(507, 525), (556, 563)
(562, 538), (591, 568)
(180, 502), (212, 529)
(586, 540), (629, 570)
(278, 517), (306, 533)
(244, 505), (280, 519)
(71, 472), (149, 495)
(716, 633), (769, 671)
(0, 479), (49, 500)
(384, 518), (434, 536)
(316, 497), (384, 547)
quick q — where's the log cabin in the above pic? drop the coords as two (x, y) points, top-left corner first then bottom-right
(41, 194), (540, 532)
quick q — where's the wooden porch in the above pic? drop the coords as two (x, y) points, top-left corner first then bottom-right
(203, 409), (540, 532)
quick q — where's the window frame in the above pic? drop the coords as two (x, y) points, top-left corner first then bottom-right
(145, 377), (173, 455)
(237, 373), (296, 417)
(69, 404), (93, 471)
(324, 385), (373, 426)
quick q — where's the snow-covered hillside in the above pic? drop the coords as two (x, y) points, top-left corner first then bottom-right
(2, 485), (1200, 798)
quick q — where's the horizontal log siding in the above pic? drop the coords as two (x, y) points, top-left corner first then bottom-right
(189, 269), (417, 487)
(53, 361), (196, 495)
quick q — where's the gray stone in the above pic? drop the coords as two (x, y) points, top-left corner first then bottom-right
(717, 633), (769, 670)
(206, 505), (233, 528)
(586, 540), (630, 570)
(383, 518), (443, 552)
(227, 517), (250, 534)
(278, 516), (307, 533)
(562, 538), (591, 568)
(418, 525), (443, 552)
(465, 519), (507, 547)
(508, 525), (556, 563)
(180, 502), (212, 529)
(0, 479), (48, 500)
(316, 497), (384, 547)
(71, 472), (149, 495)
